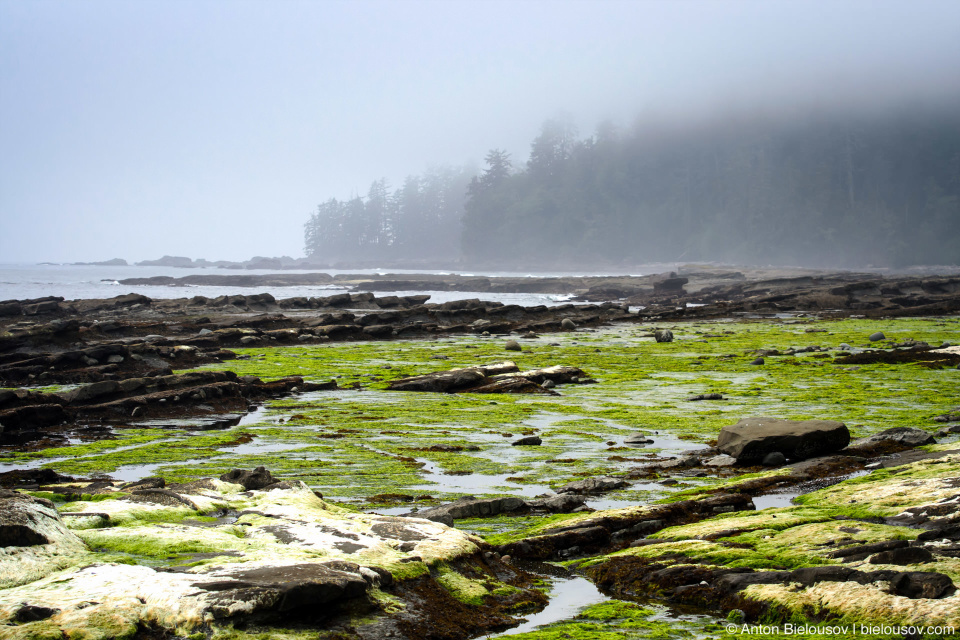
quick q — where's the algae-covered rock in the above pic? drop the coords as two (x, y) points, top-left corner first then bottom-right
(0, 474), (540, 639)
(0, 490), (90, 590)
(578, 451), (960, 630)
(717, 417), (850, 463)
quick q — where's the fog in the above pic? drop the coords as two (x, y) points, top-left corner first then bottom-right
(1, 0), (958, 266)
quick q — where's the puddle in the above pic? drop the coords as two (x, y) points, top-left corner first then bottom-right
(752, 470), (871, 510)
(494, 574), (610, 636)
(409, 458), (552, 496)
(109, 462), (169, 482)
(226, 441), (315, 456)
(128, 414), (246, 430)
(108, 441), (321, 482)
(752, 492), (800, 510)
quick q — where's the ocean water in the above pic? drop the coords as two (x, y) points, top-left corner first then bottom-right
(0, 263), (650, 307)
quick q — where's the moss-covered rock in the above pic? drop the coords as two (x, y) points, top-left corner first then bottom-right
(0, 477), (543, 639)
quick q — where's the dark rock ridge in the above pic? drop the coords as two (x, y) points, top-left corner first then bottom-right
(0, 292), (623, 454)
(94, 268), (960, 320)
(496, 493), (756, 561)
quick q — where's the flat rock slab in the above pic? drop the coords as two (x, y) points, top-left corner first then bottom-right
(717, 417), (850, 463)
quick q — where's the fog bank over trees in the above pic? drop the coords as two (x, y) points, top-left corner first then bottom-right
(305, 104), (960, 269)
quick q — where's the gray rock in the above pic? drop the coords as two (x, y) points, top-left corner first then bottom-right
(847, 427), (936, 454)
(656, 456), (700, 469)
(704, 454), (738, 467)
(542, 379), (556, 389)
(654, 329), (674, 343)
(869, 331), (886, 341)
(199, 328), (213, 335)
(505, 340), (522, 352)
(528, 494), (586, 513)
(556, 476), (628, 494)
(762, 451), (787, 466)
(717, 417), (850, 463)
(413, 496), (527, 523)
(107, 354), (124, 364)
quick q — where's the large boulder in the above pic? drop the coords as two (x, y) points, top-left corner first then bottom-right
(717, 417), (850, 463)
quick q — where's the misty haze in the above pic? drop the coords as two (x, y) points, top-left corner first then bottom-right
(2, 0), (959, 270)
(2, 3), (960, 640)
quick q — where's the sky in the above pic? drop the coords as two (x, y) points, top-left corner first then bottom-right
(1, 0), (959, 264)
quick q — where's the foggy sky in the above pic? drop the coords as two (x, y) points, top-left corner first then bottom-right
(1, 0), (958, 264)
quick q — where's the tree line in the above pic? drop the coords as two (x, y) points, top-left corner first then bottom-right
(306, 105), (960, 267)
(303, 166), (473, 263)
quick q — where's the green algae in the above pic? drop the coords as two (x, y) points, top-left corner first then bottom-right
(15, 316), (960, 542)
(491, 599), (721, 639)
(20, 316), (953, 524)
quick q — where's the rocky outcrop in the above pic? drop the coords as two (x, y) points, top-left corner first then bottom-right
(387, 362), (588, 395)
(717, 417), (850, 463)
(0, 473), (546, 639)
(0, 372), (336, 446)
(577, 451), (960, 630)
(497, 493), (755, 560)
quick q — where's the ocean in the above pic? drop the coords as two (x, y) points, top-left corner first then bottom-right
(0, 263), (650, 307)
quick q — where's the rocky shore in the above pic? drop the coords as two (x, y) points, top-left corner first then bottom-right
(2, 271), (960, 639)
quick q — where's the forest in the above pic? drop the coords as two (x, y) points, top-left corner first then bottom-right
(304, 105), (960, 268)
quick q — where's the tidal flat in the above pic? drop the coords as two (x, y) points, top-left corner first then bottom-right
(12, 317), (957, 500)
(3, 315), (960, 639)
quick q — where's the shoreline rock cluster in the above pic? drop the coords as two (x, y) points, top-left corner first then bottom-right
(96, 269), (960, 318)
